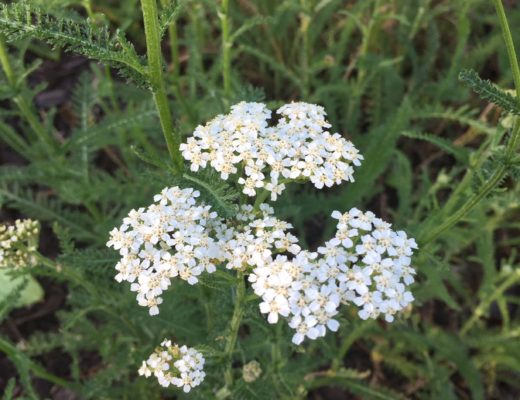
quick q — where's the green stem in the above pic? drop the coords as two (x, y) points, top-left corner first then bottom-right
(357, 0), (381, 82)
(0, 38), (56, 154)
(420, 3), (520, 245)
(270, 322), (285, 396)
(493, 0), (520, 160)
(224, 271), (246, 390)
(0, 337), (76, 391)
(299, 0), (311, 98)
(461, 269), (520, 336)
(140, 0), (183, 173)
(159, 0), (197, 124)
(420, 163), (507, 245)
(253, 189), (271, 212)
(493, 0), (520, 108)
(220, 0), (232, 101)
(331, 320), (373, 371)
(0, 37), (14, 83)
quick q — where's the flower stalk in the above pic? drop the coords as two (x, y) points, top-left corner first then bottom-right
(224, 270), (246, 389)
(220, 0), (232, 101)
(140, 0), (183, 173)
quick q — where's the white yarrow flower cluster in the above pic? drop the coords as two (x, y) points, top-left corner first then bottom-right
(180, 102), (363, 200)
(138, 340), (205, 392)
(0, 219), (40, 269)
(327, 208), (418, 322)
(106, 187), (223, 315)
(249, 208), (418, 345)
(215, 204), (301, 271)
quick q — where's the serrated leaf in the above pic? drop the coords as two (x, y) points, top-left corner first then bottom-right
(0, 1), (148, 86)
(181, 170), (239, 218)
(459, 69), (520, 116)
(158, 0), (184, 37)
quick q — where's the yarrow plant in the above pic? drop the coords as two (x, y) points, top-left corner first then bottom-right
(2, 0), (520, 397)
(107, 102), (418, 392)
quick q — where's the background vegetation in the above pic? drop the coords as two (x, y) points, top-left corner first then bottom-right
(0, 0), (519, 398)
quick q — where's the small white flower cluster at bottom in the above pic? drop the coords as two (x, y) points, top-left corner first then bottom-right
(138, 340), (205, 392)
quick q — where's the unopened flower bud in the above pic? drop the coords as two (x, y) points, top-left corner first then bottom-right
(242, 360), (262, 383)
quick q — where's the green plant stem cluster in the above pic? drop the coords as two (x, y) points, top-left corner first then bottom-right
(420, 0), (520, 245)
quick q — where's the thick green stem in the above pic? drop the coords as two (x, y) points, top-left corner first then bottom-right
(493, 0), (520, 108)
(0, 38), (56, 154)
(140, 0), (183, 173)
(493, 0), (520, 160)
(224, 271), (246, 389)
(253, 189), (271, 212)
(220, 0), (232, 101)
(158, 0), (197, 124)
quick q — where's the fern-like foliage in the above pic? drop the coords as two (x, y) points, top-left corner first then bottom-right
(471, 150), (510, 195)
(414, 104), (496, 135)
(130, 147), (240, 218)
(402, 130), (469, 162)
(65, 105), (157, 150)
(0, 184), (97, 241)
(71, 71), (99, 131)
(459, 69), (520, 116)
(158, 0), (184, 38)
(0, 1), (148, 86)
(181, 170), (240, 218)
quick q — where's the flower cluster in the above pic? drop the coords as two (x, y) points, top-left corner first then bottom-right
(180, 102), (363, 200)
(215, 204), (301, 271)
(138, 340), (205, 392)
(0, 219), (40, 269)
(106, 101), (418, 393)
(249, 208), (417, 345)
(328, 208), (417, 322)
(106, 187), (223, 315)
